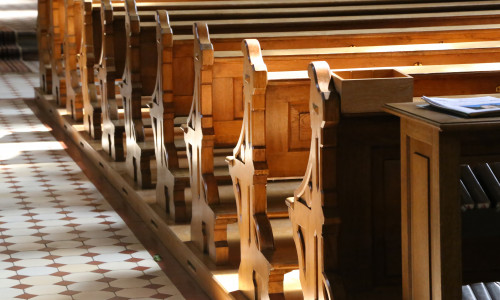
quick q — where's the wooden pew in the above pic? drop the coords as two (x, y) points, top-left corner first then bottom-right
(82, 0), (500, 274)
(179, 20), (500, 266)
(73, 0), (363, 133)
(47, 0), (500, 127)
(112, 0), (366, 187)
(286, 60), (500, 299)
(224, 39), (314, 299)
(286, 61), (345, 300)
(119, 0), (159, 188)
(80, 0), (479, 137)
(114, 0), (384, 188)
(93, 0), (500, 146)
(104, 1), (500, 189)
(148, 14), (500, 224)
(45, 0), (500, 95)
(285, 61), (406, 300)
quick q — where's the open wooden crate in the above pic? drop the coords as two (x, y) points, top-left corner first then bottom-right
(332, 69), (413, 114)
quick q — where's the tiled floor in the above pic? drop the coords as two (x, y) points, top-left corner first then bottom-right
(0, 1), (208, 298)
(0, 72), (39, 99)
(0, 73), (193, 299)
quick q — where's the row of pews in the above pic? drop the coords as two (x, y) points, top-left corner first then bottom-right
(35, 0), (500, 299)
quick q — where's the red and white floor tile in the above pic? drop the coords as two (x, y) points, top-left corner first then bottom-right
(0, 72), (39, 99)
(0, 77), (186, 299)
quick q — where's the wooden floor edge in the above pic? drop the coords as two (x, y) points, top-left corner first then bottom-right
(33, 88), (239, 300)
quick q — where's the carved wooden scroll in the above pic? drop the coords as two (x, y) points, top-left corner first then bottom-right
(120, 0), (157, 188)
(98, 0), (126, 161)
(81, 0), (102, 139)
(49, 0), (67, 107)
(286, 61), (344, 300)
(38, 0), (52, 93)
(64, 0), (84, 121)
(150, 11), (190, 220)
(183, 21), (238, 265)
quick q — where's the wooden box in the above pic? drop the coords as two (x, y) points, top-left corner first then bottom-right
(332, 69), (413, 114)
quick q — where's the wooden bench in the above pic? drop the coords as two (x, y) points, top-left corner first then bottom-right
(77, 0), (472, 137)
(286, 61), (500, 299)
(284, 61), (407, 300)
(104, 0), (345, 185)
(67, 0), (358, 133)
(148, 12), (500, 224)
(42, 0), (500, 127)
(34, 0), (500, 298)
(178, 20), (500, 267)
(119, 0), (161, 188)
(225, 40), (310, 299)
(113, 0), (395, 187)
(93, 0), (500, 150)
(99, 1), (500, 198)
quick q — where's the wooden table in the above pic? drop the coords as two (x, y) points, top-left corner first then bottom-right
(384, 101), (500, 300)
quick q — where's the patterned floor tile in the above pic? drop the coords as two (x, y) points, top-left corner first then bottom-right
(0, 2), (201, 294)
(25, 284), (67, 296)
(0, 96), (187, 299)
(20, 275), (62, 286)
(30, 295), (72, 300)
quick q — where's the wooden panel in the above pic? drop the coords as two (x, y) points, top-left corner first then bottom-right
(140, 27), (158, 95)
(412, 73), (500, 96)
(372, 148), (402, 285)
(233, 77), (244, 119)
(409, 149), (431, 300)
(173, 57), (194, 96)
(336, 115), (400, 293)
(213, 77), (234, 121)
(266, 81), (310, 177)
(173, 95), (193, 116)
(214, 120), (242, 146)
(266, 85), (289, 153)
(289, 102), (310, 151)
(213, 61), (242, 78)
(112, 17), (127, 78)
